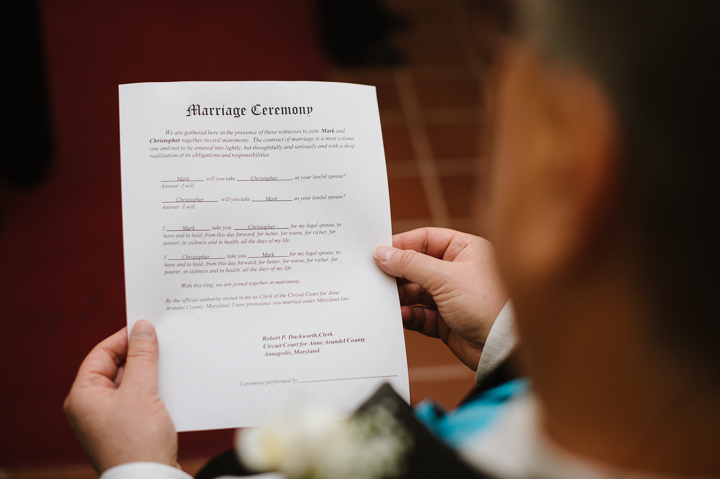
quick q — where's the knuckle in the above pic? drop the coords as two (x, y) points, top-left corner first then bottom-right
(396, 250), (416, 273)
(127, 345), (158, 362)
(420, 235), (429, 255)
(397, 285), (407, 303)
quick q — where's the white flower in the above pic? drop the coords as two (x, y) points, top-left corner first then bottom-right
(238, 400), (411, 479)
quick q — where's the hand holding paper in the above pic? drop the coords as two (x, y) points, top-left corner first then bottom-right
(119, 81), (409, 431)
(64, 321), (178, 473)
(374, 228), (509, 371)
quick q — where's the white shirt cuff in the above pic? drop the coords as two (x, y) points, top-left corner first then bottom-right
(476, 301), (518, 383)
(101, 462), (193, 479)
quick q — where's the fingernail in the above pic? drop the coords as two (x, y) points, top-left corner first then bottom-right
(374, 245), (395, 262)
(131, 319), (155, 340)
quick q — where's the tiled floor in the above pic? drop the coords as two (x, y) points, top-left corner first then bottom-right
(331, 0), (500, 412)
(0, 0), (501, 477)
(331, 0), (499, 236)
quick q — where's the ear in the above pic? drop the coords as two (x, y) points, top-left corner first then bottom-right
(490, 45), (621, 292)
(534, 62), (621, 277)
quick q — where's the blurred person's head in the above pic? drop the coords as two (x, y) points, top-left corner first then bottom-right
(485, 0), (720, 473)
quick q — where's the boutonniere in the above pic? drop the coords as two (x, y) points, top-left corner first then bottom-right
(238, 400), (412, 479)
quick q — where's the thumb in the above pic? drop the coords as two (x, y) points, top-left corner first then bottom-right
(374, 245), (451, 291)
(122, 319), (159, 393)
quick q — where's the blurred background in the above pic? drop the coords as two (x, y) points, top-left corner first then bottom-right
(0, 0), (509, 475)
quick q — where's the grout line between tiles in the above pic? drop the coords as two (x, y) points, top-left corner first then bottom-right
(447, 0), (495, 225)
(447, 0), (488, 164)
(393, 69), (451, 228)
(446, 0), (487, 83)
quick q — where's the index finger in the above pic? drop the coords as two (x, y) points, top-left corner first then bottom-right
(72, 327), (129, 389)
(392, 228), (470, 260)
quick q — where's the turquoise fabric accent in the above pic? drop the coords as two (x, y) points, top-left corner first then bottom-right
(414, 379), (529, 448)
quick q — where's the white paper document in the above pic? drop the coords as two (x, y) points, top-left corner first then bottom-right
(119, 81), (409, 431)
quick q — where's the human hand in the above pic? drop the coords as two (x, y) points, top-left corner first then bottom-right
(64, 320), (179, 474)
(374, 228), (509, 370)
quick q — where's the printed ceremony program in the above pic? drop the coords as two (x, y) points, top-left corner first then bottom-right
(119, 82), (409, 431)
